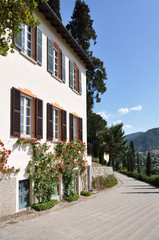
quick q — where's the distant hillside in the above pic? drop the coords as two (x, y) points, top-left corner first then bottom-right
(126, 132), (143, 145)
(126, 128), (159, 152)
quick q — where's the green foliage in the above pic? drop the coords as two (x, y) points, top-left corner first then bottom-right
(92, 175), (118, 189)
(80, 190), (92, 196)
(146, 151), (152, 176)
(137, 153), (140, 174)
(48, 0), (62, 21)
(64, 194), (79, 202)
(128, 140), (136, 172)
(54, 140), (87, 197)
(32, 199), (58, 211)
(120, 170), (159, 187)
(0, 0), (42, 56)
(17, 138), (59, 203)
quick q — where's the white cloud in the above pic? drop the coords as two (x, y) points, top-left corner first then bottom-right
(124, 124), (133, 129)
(117, 105), (142, 116)
(97, 111), (111, 120)
(130, 105), (142, 111)
(117, 108), (129, 115)
(112, 120), (122, 125)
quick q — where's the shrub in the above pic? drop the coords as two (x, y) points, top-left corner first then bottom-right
(120, 170), (159, 187)
(80, 191), (92, 196)
(92, 175), (118, 190)
(92, 157), (100, 163)
(32, 199), (58, 211)
(64, 194), (79, 202)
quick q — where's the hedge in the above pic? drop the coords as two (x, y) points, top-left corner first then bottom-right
(120, 170), (159, 187)
(32, 199), (58, 211)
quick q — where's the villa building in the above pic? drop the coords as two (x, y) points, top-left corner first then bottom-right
(0, 2), (94, 217)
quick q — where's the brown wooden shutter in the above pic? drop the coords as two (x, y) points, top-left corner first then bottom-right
(35, 98), (43, 139)
(61, 110), (67, 141)
(79, 117), (83, 142)
(47, 103), (53, 141)
(11, 87), (21, 137)
(69, 113), (73, 141)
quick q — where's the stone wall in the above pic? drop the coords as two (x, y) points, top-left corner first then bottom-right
(92, 167), (113, 178)
(0, 177), (16, 217)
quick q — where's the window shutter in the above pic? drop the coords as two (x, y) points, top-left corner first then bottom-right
(61, 110), (67, 141)
(62, 53), (66, 83)
(13, 31), (22, 50)
(69, 60), (73, 89)
(11, 87), (21, 137)
(79, 70), (82, 95)
(69, 113), (73, 141)
(35, 98), (43, 139)
(47, 38), (53, 74)
(36, 27), (42, 65)
(79, 118), (83, 142)
(47, 103), (53, 141)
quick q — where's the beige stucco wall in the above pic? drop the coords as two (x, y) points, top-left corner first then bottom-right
(0, 177), (16, 217)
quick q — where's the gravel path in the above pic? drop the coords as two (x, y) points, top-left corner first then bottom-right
(0, 172), (159, 240)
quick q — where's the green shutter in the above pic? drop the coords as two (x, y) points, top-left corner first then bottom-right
(62, 53), (66, 83)
(36, 27), (42, 65)
(69, 60), (73, 89)
(14, 31), (22, 50)
(79, 70), (82, 95)
(47, 38), (53, 73)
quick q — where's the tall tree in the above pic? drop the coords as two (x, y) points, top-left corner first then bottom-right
(129, 140), (135, 172)
(66, 0), (107, 113)
(48, 0), (62, 21)
(0, 0), (42, 56)
(137, 153), (140, 174)
(146, 151), (152, 176)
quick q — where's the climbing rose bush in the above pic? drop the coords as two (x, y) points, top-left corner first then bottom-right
(54, 140), (87, 196)
(0, 140), (20, 174)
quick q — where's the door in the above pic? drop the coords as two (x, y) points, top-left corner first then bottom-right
(19, 179), (30, 209)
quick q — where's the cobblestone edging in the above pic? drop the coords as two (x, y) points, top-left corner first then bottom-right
(92, 166), (113, 178)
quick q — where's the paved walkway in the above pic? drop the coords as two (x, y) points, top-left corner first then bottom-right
(1, 172), (159, 240)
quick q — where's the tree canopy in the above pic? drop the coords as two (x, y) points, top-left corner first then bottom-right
(48, 0), (62, 21)
(0, 0), (42, 56)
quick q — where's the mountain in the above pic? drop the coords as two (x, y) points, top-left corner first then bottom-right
(126, 128), (159, 152)
(125, 132), (143, 145)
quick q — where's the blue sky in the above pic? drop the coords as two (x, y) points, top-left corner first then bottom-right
(60, 0), (159, 135)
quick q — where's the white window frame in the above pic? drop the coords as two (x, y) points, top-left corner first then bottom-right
(73, 66), (77, 91)
(54, 48), (59, 78)
(73, 116), (78, 140)
(53, 107), (60, 141)
(20, 94), (33, 138)
(22, 24), (33, 58)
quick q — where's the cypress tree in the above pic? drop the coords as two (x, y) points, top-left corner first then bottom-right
(48, 0), (62, 21)
(137, 153), (140, 174)
(146, 151), (152, 176)
(129, 140), (135, 172)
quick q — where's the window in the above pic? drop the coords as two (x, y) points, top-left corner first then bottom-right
(47, 103), (67, 141)
(47, 39), (66, 82)
(22, 24), (33, 57)
(73, 67), (77, 91)
(69, 113), (83, 141)
(53, 108), (60, 141)
(69, 61), (82, 95)
(11, 87), (43, 139)
(14, 26), (42, 65)
(73, 116), (78, 140)
(20, 94), (33, 138)
(54, 48), (59, 78)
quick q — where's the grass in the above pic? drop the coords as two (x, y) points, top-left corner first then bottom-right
(92, 174), (118, 190)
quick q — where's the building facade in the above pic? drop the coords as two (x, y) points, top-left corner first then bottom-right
(0, 2), (93, 217)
